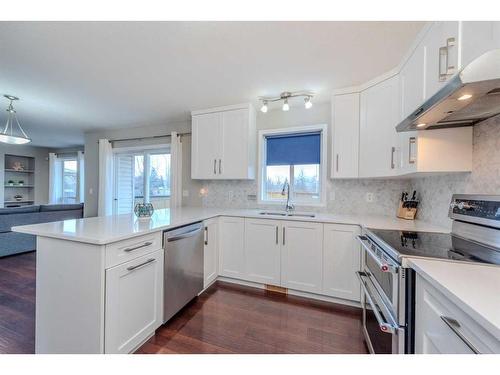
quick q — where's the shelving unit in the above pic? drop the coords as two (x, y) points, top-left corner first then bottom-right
(3, 154), (35, 208)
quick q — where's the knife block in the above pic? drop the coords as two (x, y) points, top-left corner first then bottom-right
(397, 201), (417, 220)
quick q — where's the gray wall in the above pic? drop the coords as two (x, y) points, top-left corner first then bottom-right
(410, 115), (500, 229)
(83, 121), (203, 217)
(201, 102), (412, 216)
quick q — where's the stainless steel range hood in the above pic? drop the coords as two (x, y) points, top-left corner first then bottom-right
(397, 49), (500, 132)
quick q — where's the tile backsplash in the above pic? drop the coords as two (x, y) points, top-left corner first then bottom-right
(200, 115), (499, 230)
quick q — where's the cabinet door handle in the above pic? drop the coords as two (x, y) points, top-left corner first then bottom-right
(219, 159), (222, 174)
(408, 137), (416, 165)
(126, 258), (156, 272)
(440, 316), (480, 354)
(282, 227), (286, 246)
(275, 226), (279, 244)
(439, 46), (447, 81)
(213, 159), (217, 174)
(123, 241), (152, 252)
(204, 226), (208, 245)
(336, 154), (339, 173)
(445, 37), (456, 74)
(390, 147), (396, 169)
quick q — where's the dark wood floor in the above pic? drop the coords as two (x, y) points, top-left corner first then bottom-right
(0, 251), (36, 354)
(0, 251), (367, 354)
(137, 282), (367, 354)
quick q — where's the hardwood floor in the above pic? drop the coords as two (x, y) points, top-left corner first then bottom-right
(0, 252), (36, 354)
(137, 282), (367, 354)
(0, 252), (367, 354)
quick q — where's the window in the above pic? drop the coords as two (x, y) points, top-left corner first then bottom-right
(62, 159), (77, 204)
(259, 125), (326, 206)
(114, 148), (171, 214)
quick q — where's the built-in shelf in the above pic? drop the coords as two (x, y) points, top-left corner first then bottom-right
(4, 169), (35, 173)
(4, 185), (34, 188)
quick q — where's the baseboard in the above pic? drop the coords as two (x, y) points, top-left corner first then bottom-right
(216, 276), (361, 308)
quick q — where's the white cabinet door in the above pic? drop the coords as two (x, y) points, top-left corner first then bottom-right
(400, 42), (426, 120)
(218, 216), (245, 279)
(332, 93), (360, 178)
(220, 108), (252, 179)
(105, 249), (163, 354)
(424, 22), (460, 100)
(244, 218), (281, 286)
(281, 221), (323, 294)
(461, 21), (500, 67)
(203, 218), (218, 288)
(322, 224), (361, 302)
(359, 75), (400, 178)
(191, 112), (221, 179)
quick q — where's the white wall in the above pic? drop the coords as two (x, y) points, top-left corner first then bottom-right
(83, 121), (203, 217)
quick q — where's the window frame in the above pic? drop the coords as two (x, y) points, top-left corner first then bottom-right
(257, 124), (328, 207)
(60, 157), (78, 204)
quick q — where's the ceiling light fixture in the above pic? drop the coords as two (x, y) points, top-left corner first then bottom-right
(0, 95), (31, 145)
(282, 98), (290, 112)
(416, 123), (427, 128)
(260, 100), (268, 113)
(258, 91), (314, 113)
(457, 94), (473, 101)
(304, 96), (313, 109)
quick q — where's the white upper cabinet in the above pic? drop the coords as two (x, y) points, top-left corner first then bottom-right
(400, 42), (426, 120)
(423, 22), (460, 100)
(332, 92), (360, 179)
(359, 75), (400, 178)
(191, 103), (256, 180)
(461, 21), (500, 68)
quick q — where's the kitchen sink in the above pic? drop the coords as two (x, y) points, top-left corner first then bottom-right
(258, 211), (315, 218)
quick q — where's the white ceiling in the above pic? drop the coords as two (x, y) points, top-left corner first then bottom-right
(0, 21), (425, 147)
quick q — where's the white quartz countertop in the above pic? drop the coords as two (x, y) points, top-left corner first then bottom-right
(12, 206), (449, 245)
(408, 258), (500, 341)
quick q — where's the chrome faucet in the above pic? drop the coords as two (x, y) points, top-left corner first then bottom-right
(281, 179), (295, 212)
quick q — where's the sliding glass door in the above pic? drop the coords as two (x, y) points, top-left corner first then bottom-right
(113, 148), (171, 215)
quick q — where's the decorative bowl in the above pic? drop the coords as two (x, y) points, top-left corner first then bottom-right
(134, 202), (154, 220)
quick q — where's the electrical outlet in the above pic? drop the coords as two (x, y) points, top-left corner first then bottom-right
(366, 192), (374, 203)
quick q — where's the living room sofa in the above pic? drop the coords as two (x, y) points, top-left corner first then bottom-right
(0, 203), (84, 257)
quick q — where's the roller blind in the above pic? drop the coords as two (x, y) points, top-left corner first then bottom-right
(266, 132), (321, 166)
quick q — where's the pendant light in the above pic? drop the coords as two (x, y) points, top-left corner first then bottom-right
(0, 95), (31, 145)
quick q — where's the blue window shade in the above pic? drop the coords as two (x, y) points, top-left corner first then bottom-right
(266, 132), (321, 166)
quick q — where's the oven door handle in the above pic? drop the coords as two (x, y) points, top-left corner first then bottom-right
(356, 271), (398, 335)
(357, 235), (398, 273)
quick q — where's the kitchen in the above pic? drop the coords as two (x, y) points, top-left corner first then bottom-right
(0, 5), (499, 373)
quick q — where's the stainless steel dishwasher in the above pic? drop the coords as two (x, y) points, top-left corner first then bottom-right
(163, 222), (204, 323)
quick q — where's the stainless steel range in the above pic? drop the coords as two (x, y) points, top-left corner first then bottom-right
(356, 194), (500, 354)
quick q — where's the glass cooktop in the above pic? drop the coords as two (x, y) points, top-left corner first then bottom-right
(366, 229), (500, 265)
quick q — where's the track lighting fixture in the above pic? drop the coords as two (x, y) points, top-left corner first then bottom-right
(258, 91), (315, 113)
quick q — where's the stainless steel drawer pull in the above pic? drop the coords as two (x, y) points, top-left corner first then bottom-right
(219, 159), (222, 174)
(356, 271), (398, 334)
(440, 316), (480, 354)
(213, 159), (217, 174)
(204, 226), (208, 246)
(282, 227), (285, 245)
(275, 226), (279, 245)
(357, 235), (398, 273)
(127, 258), (156, 272)
(124, 241), (153, 252)
(336, 154), (339, 173)
(390, 146), (396, 169)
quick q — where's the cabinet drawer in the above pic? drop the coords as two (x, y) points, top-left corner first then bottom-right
(416, 275), (500, 354)
(105, 232), (162, 268)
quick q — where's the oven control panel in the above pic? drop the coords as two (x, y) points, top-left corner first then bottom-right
(449, 195), (500, 227)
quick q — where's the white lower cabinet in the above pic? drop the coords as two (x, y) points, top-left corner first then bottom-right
(218, 216), (245, 279)
(105, 249), (163, 354)
(244, 218), (281, 285)
(281, 221), (323, 294)
(203, 218), (218, 288)
(415, 274), (500, 354)
(322, 224), (361, 301)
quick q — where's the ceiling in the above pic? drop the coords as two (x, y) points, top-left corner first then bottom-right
(0, 21), (425, 147)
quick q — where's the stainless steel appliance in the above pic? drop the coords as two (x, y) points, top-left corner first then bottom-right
(163, 222), (204, 323)
(397, 49), (500, 132)
(357, 194), (500, 354)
